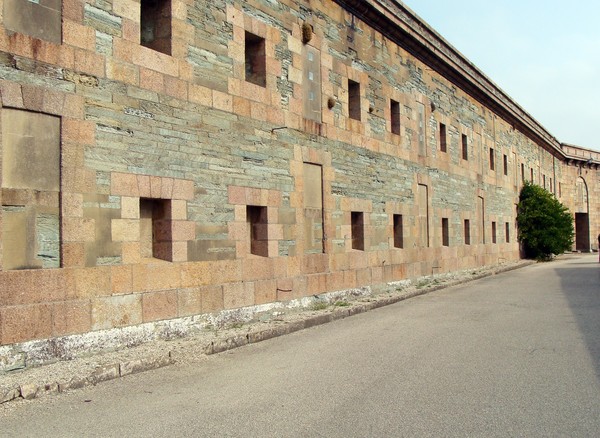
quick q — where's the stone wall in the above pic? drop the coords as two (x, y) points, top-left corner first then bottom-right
(0, 0), (597, 347)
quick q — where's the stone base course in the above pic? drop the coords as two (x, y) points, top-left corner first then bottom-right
(0, 258), (533, 406)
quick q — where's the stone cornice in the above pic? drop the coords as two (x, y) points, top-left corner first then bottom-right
(562, 144), (600, 166)
(332, 0), (568, 160)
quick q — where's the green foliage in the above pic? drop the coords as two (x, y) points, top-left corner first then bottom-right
(517, 181), (574, 260)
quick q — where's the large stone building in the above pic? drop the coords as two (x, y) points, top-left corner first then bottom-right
(0, 0), (597, 355)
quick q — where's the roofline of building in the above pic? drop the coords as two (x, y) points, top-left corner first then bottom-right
(331, 0), (596, 163)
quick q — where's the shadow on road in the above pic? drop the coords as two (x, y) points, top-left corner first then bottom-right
(555, 254), (600, 380)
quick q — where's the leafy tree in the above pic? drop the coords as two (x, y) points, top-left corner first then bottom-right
(517, 181), (574, 260)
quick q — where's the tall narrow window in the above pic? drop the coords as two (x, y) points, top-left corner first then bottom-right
(543, 174), (546, 189)
(247, 205), (268, 256)
(442, 218), (449, 247)
(462, 134), (468, 160)
(505, 222), (510, 243)
(464, 219), (471, 245)
(140, 198), (173, 261)
(303, 163), (324, 254)
(550, 178), (553, 193)
(530, 167), (534, 182)
(303, 46), (322, 123)
(439, 123), (447, 152)
(521, 163), (525, 182)
(489, 148), (495, 171)
(393, 214), (403, 248)
(390, 99), (401, 135)
(348, 80), (361, 121)
(417, 102), (426, 156)
(351, 211), (364, 251)
(245, 32), (266, 87)
(141, 0), (172, 55)
(491, 221), (497, 244)
(503, 154), (508, 176)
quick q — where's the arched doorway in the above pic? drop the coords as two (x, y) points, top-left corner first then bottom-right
(574, 177), (590, 252)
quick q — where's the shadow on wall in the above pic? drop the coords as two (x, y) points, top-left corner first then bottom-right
(555, 258), (600, 381)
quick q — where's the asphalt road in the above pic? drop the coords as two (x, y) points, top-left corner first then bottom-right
(2, 254), (600, 437)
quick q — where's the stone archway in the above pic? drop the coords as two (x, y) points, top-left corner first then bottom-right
(574, 177), (590, 252)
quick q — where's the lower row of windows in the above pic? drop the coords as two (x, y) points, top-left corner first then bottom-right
(247, 207), (513, 257)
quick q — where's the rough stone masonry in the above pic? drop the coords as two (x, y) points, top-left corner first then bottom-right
(0, 0), (597, 365)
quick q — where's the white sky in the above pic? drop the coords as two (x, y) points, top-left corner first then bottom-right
(404, 0), (600, 151)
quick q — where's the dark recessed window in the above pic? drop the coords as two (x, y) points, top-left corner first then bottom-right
(442, 218), (449, 247)
(348, 80), (361, 121)
(464, 219), (471, 245)
(492, 221), (497, 244)
(503, 154), (508, 176)
(462, 134), (468, 160)
(489, 148), (495, 171)
(391, 100), (401, 135)
(247, 205), (268, 256)
(245, 32), (266, 87)
(351, 211), (364, 250)
(505, 222), (510, 243)
(140, 198), (172, 261)
(393, 214), (403, 248)
(141, 0), (172, 55)
(439, 123), (447, 153)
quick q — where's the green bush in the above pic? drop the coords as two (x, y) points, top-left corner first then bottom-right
(517, 181), (574, 260)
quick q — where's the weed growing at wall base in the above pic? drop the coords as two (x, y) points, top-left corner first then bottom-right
(517, 182), (574, 261)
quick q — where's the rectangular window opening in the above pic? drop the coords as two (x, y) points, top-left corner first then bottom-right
(442, 218), (449, 247)
(530, 167), (534, 182)
(247, 205), (268, 257)
(245, 32), (266, 87)
(348, 80), (361, 121)
(439, 123), (447, 153)
(505, 222), (510, 243)
(492, 221), (497, 244)
(141, 0), (172, 55)
(503, 154), (508, 176)
(521, 163), (525, 182)
(464, 219), (471, 245)
(351, 211), (364, 251)
(462, 134), (468, 160)
(140, 198), (172, 261)
(489, 148), (495, 171)
(391, 99), (401, 135)
(393, 214), (403, 248)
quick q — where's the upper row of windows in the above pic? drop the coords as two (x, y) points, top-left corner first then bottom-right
(7, 1), (555, 190)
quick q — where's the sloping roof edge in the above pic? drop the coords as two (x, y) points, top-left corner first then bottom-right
(332, 0), (577, 161)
